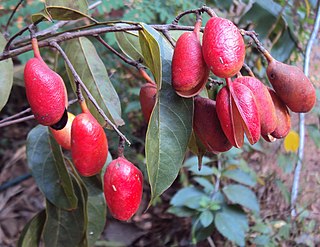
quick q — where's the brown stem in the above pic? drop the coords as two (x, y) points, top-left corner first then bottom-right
(4, 0), (24, 36)
(161, 30), (176, 47)
(0, 115), (34, 128)
(50, 41), (131, 145)
(172, 5), (216, 25)
(242, 63), (255, 77)
(117, 137), (125, 158)
(138, 68), (156, 85)
(31, 38), (42, 60)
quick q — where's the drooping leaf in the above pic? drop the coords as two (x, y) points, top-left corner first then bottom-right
(284, 130), (300, 152)
(82, 176), (106, 247)
(26, 125), (77, 210)
(214, 205), (249, 247)
(43, 177), (86, 247)
(0, 33), (13, 112)
(115, 29), (143, 62)
(141, 24), (193, 203)
(223, 184), (260, 213)
(17, 210), (46, 247)
(222, 169), (257, 187)
(65, 37), (124, 127)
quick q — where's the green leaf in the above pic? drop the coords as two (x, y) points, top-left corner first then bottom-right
(223, 184), (260, 213)
(17, 210), (46, 247)
(43, 177), (86, 247)
(82, 176), (106, 247)
(167, 206), (195, 217)
(222, 169), (257, 187)
(199, 210), (214, 228)
(214, 205), (249, 247)
(170, 187), (205, 207)
(26, 125), (77, 210)
(188, 165), (215, 176)
(0, 33), (13, 112)
(65, 37), (124, 127)
(142, 24), (193, 203)
(193, 177), (214, 193)
(115, 29), (143, 62)
(46, 0), (88, 13)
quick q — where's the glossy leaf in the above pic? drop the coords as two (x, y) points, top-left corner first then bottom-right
(65, 37), (124, 127)
(223, 184), (260, 213)
(17, 210), (46, 247)
(0, 33), (13, 112)
(222, 169), (256, 187)
(82, 176), (106, 247)
(43, 177), (86, 247)
(141, 24), (193, 203)
(214, 205), (249, 247)
(115, 29), (143, 62)
(26, 125), (77, 210)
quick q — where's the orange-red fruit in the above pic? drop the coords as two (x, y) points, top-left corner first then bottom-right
(50, 112), (76, 150)
(266, 59), (316, 113)
(104, 157), (143, 221)
(24, 57), (67, 127)
(236, 76), (277, 136)
(172, 22), (210, 97)
(193, 97), (232, 153)
(267, 88), (291, 139)
(202, 17), (245, 78)
(71, 112), (108, 176)
(139, 83), (157, 123)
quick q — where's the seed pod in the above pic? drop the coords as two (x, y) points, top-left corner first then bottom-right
(236, 76), (277, 136)
(202, 17), (245, 78)
(71, 110), (108, 177)
(266, 56), (316, 113)
(139, 83), (157, 123)
(104, 157), (143, 221)
(193, 97), (232, 153)
(172, 20), (209, 97)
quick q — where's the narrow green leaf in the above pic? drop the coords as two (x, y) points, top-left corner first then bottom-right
(82, 176), (106, 247)
(170, 187), (205, 207)
(46, 0), (88, 13)
(141, 24), (193, 203)
(223, 184), (260, 213)
(0, 33), (13, 112)
(214, 205), (249, 247)
(65, 37), (124, 127)
(115, 29), (143, 62)
(17, 210), (46, 247)
(222, 169), (257, 187)
(200, 210), (214, 228)
(26, 125), (77, 210)
(43, 177), (86, 247)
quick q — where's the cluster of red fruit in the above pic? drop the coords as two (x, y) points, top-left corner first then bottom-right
(140, 16), (316, 153)
(24, 38), (143, 221)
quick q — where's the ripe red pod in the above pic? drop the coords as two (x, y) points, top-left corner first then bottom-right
(50, 112), (76, 150)
(71, 109), (108, 177)
(104, 157), (143, 221)
(24, 38), (67, 128)
(193, 97), (232, 153)
(139, 82), (157, 123)
(202, 17), (245, 78)
(172, 20), (210, 97)
(236, 76), (277, 136)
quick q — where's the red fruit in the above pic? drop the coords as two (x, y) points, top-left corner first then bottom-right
(24, 39), (67, 128)
(139, 83), (157, 123)
(71, 111), (108, 176)
(172, 21), (210, 97)
(202, 17), (245, 78)
(50, 112), (76, 150)
(266, 57), (316, 113)
(104, 157), (143, 221)
(193, 97), (232, 153)
(236, 76), (277, 136)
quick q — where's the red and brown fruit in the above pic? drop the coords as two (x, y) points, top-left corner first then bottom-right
(139, 82), (157, 123)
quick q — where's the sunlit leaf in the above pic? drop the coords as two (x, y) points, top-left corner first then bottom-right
(0, 33), (13, 112)
(65, 37), (124, 127)
(26, 125), (77, 210)
(284, 130), (300, 152)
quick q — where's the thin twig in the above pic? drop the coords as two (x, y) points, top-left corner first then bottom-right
(172, 5), (216, 25)
(161, 29), (176, 47)
(290, 1), (320, 218)
(0, 108), (31, 123)
(242, 63), (255, 77)
(0, 115), (34, 128)
(4, 0), (25, 36)
(49, 41), (131, 145)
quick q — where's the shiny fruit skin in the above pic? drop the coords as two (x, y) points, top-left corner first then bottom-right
(71, 112), (108, 176)
(267, 88), (291, 139)
(104, 157), (143, 221)
(236, 76), (277, 136)
(172, 27), (210, 97)
(193, 97), (232, 153)
(24, 58), (67, 126)
(139, 83), (157, 123)
(50, 112), (76, 150)
(202, 17), (245, 78)
(267, 60), (316, 113)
